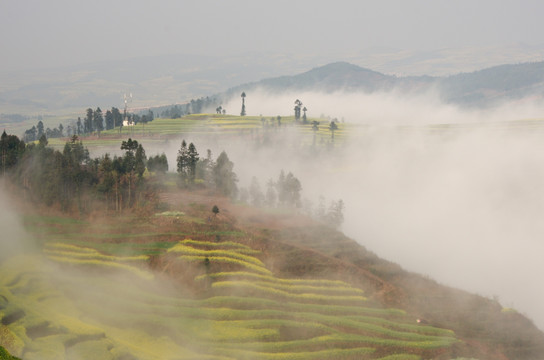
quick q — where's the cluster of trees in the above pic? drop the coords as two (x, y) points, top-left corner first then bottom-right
(294, 99), (308, 124)
(23, 120), (65, 142)
(22, 107), (156, 142)
(147, 153), (168, 173)
(130, 110), (155, 127)
(1, 131), (25, 176)
(3, 129), (344, 226)
(2, 131), (166, 213)
(238, 171), (344, 228)
(314, 197), (345, 228)
(292, 99), (341, 143)
(176, 140), (238, 197)
(79, 107), (153, 135)
(176, 140), (200, 185)
(239, 170), (302, 208)
(158, 96), (219, 118)
(160, 105), (185, 119)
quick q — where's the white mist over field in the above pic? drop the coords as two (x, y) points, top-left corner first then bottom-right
(0, 183), (27, 261)
(221, 89), (544, 330)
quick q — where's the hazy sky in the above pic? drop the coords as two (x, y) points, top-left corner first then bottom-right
(2, 0), (544, 71)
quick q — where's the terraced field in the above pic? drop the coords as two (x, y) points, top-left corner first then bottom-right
(45, 114), (352, 150)
(0, 213), (458, 359)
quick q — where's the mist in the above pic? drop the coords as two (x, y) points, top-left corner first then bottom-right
(217, 88), (544, 330)
(0, 186), (213, 359)
(0, 183), (28, 262)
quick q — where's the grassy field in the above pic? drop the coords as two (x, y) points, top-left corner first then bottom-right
(44, 114), (353, 152)
(0, 207), (459, 360)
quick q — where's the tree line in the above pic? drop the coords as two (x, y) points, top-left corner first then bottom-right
(176, 140), (238, 198)
(22, 107), (155, 142)
(175, 139), (344, 228)
(238, 171), (344, 228)
(2, 130), (343, 227)
(1, 131), (165, 213)
(157, 96), (218, 119)
(1, 131), (243, 215)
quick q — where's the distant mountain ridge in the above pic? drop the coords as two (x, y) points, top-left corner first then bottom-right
(224, 60), (544, 107)
(2, 54), (544, 126)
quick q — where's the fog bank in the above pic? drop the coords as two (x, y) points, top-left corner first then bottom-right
(219, 89), (544, 330)
(223, 88), (544, 125)
(0, 183), (27, 262)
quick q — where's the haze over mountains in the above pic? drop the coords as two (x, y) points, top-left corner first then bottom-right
(225, 60), (544, 109)
(1, 44), (544, 120)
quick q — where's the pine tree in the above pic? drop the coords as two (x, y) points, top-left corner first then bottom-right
(196, 149), (215, 186)
(187, 142), (199, 183)
(120, 138), (140, 207)
(176, 140), (189, 185)
(112, 107), (123, 128)
(85, 108), (93, 134)
(135, 144), (146, 178)
(37, 120), (44, 138)
(105, 110), (114, 130)
(148, 154), (168, 173)
(94, 107), (104, 135)
(213, 151), (238, 197)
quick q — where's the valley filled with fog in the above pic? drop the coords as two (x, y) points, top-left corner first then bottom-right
(212, 89), (544, 331)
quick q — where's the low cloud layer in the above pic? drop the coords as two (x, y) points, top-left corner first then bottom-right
(219, 89), (544, 330)
(0, 183), (27, 262)
(223, 88), (544, 125)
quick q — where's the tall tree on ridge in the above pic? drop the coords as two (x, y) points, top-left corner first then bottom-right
(85, 108), (93, 134)
(294, 99), (302, 122)
(76, 117), (82, 135)
(176, 140), (189, 185)
(105, 110), (114, 130)
(94, 107), (104, 136)
(112, 107), (123, 128)
(187, 142), (199, 184)
(240, 92), (246, 116)
(120, 138), (140, 206)
(37, 120), (44, 139)
(213, 151), (238, 197)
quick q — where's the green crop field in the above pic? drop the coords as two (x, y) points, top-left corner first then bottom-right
(0, 211), (459, 360)
(45, 113), (352, 152)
